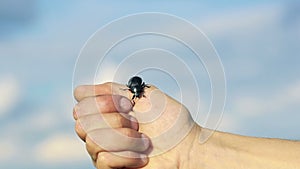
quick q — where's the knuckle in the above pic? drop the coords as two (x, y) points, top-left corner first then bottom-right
(75, 101), (82, 109)
(85, 133), (93, 146)
(96, 152), (109, 168)
(73, 104), (79, 119)
(85, 134), (98, 155)
(77, 97), (89, 107)
(74, 121), (83, 135)
(85, 132), (99, 148)
(76, 97), (96, 115)
(74, 85), (85, 99)
(85, 139), (93, 154)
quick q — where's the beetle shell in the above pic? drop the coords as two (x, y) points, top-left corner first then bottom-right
(126, 76), (150, 105)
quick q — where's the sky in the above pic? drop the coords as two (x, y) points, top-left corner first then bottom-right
(0, 0), (299, 168)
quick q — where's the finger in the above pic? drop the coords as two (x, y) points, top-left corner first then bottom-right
(74, 95), (132, 119)
(86, 128), (150, 160)
(73, 106), (78, 120)
(74, 82), (156, 102)
(96, 151), (148, 169)
(75, 120), (86, 141)
(75, 113), (139, 140)
(74, 82), (127, 102)
(80, 113), (138, 132)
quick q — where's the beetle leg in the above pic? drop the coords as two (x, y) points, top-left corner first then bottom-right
(119, 87), (130, 91)
(131, 95), (136, 106)
(141, 83), (150, 88)
(131, 99), (136, 106)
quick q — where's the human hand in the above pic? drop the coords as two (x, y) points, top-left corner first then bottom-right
(73, 82), (200, 169)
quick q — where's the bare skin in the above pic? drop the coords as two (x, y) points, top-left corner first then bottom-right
(73, 82), (300, 169)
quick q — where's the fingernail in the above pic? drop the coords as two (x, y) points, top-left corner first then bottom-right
(141, 134), (149, 148)
(130, 116), (139, 130)
(120, 97), (132, 111)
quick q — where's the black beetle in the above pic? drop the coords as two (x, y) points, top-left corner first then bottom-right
(126, 76), (150, 105)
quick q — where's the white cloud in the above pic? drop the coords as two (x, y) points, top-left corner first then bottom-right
(232, 80), (300, 117)
(202, 81), (300, 134)
(34, 134), (88, 164)
(218, 112), (240, 133)
(287, 81), (300, 101)
(234, 96), (266, 116)
(0, 140), (16, 162)
(199, 4), (281, 36)
(26, 110), (60, 131)
(94, 62), (118, 84)
(0, 75), (20, 118)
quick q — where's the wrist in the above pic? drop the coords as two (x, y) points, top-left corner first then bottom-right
(181, 126), (226, 169)
(178, 124), (208, 169)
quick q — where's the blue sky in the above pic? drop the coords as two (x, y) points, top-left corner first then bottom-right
(0, 0), (300, 168)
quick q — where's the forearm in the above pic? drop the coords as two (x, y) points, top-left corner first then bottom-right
(186, 126), (300, 169)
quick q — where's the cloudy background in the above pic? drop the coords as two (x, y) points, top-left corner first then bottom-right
(0, 0), (299, 168)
